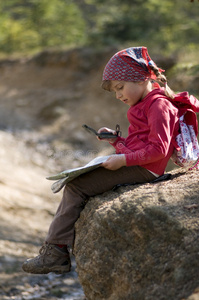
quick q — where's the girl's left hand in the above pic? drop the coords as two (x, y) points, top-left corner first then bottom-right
(97, 127), (118, 143)
(102, 154), (126, 170)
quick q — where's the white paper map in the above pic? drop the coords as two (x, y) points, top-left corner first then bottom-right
(46, 155), (111, 193)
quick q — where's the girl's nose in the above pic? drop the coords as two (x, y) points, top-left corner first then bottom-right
(116, 91), (122, 100)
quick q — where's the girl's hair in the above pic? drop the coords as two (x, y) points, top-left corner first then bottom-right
(101, 65), (175, 99)
(101, 80), (112, 92)
(148, 63), (175, 99)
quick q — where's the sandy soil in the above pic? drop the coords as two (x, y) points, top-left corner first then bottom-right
(0, 130), (86, 299)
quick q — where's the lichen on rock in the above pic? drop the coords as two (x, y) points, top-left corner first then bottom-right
(74, 168), (199, 300)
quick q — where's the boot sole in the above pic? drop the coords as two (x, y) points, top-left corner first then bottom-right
(22, 263), (71, 274)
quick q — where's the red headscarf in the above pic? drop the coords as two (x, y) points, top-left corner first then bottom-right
(102, 47), (164, 82)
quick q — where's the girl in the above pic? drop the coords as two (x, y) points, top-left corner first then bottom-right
(22, 46), (179, 274)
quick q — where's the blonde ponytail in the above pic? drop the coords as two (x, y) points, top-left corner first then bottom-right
(149, 63), (175, 99)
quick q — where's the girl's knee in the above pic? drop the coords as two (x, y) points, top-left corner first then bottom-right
(62, 182), (87, 206)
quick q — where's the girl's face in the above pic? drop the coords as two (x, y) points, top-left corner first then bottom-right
(110, 80), (151, 106)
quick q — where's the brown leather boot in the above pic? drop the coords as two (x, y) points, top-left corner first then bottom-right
(22, 242), (71, 274)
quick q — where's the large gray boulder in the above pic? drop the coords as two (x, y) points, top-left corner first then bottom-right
(74, 168), (199, 300)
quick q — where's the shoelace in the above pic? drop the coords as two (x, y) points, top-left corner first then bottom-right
(39, 243), (52, 256)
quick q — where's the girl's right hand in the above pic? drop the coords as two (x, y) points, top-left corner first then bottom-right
(97, 127), (118, 143)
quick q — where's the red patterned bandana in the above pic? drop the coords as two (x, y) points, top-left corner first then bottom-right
(102, 47), (164, 82)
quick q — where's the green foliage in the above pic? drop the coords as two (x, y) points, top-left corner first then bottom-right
(85, 0), (199, 54)
(0, 0), (86, 54)
(0, 0), (198, 55)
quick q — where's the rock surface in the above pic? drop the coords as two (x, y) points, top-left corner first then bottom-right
(74, 168), (199, 300)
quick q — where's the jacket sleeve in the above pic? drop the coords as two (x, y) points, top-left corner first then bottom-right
(111, 99), (178, 166)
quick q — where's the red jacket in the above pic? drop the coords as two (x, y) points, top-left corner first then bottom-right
(111, 88), (180, 175)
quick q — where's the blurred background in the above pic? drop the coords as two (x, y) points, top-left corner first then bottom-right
(0, 0), (198, 57)
(0, 1), (198, 299)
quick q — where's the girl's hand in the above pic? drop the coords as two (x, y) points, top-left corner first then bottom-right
(102, 154), (126, 170)
(97, 127), (118, 143)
